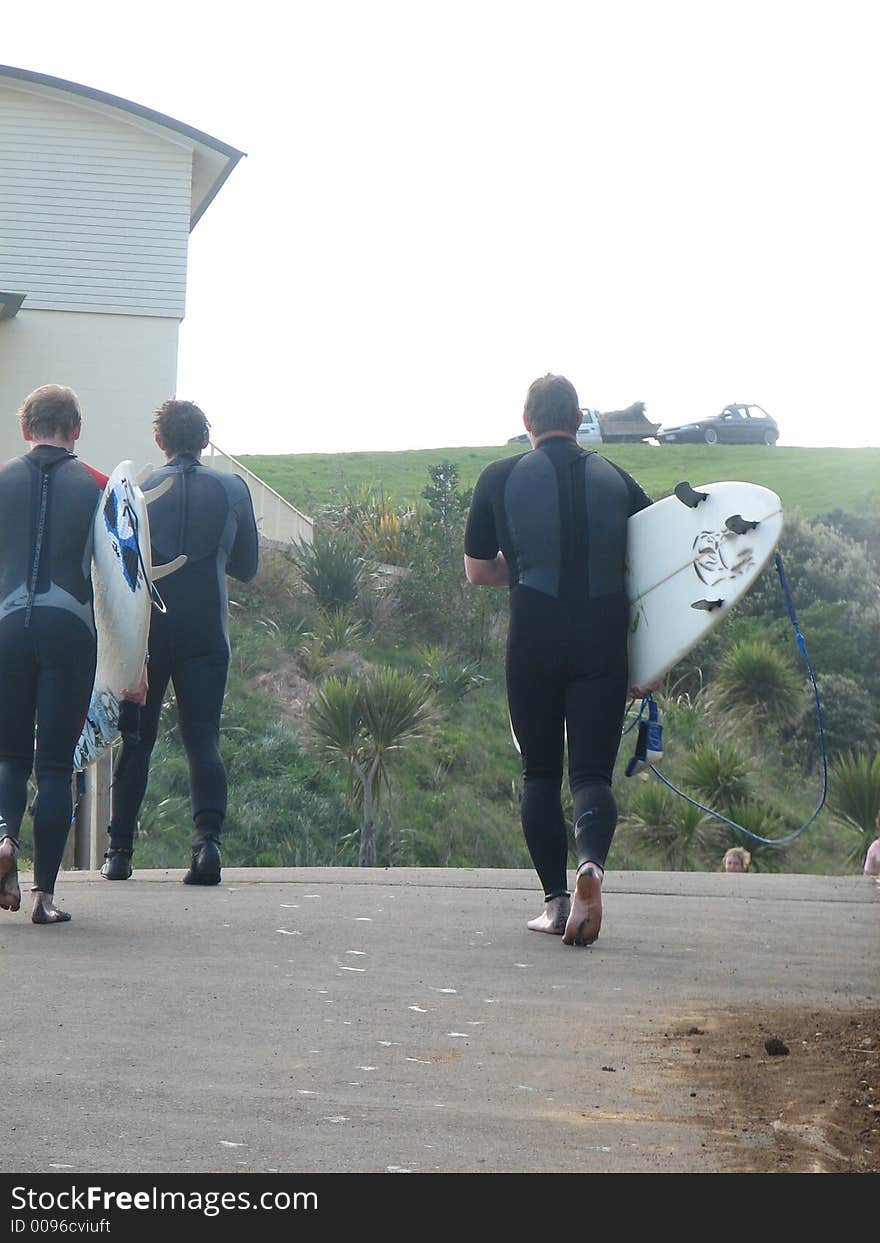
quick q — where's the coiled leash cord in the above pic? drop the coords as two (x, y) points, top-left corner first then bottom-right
(627, 552), (828, 847)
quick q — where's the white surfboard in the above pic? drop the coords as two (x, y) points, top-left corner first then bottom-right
(627, 480), (783, 689)
(74, 462), (184, 770)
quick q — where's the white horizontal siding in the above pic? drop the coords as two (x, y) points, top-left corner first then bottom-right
(0, 82), (193, 317)
(0, 309), (179, 475)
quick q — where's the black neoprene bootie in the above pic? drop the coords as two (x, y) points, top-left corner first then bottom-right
(100, 848), (132, 880)
(183, 839), (221, 886)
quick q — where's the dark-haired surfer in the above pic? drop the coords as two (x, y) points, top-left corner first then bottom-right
(0, 385), (108, 924)
(464, 375), (652, 945)
(101, 399), (258, 886)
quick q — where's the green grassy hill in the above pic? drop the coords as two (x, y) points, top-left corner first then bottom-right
(76, 441), (875, 881)
(239, 444), (880, 519)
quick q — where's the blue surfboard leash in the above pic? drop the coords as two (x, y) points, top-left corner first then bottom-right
(627, 551), (828, 847)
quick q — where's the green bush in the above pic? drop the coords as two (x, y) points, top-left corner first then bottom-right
(740, 513), (878, 619)
(330, 484), (414, 566)
(415, 644), (488, 704)
(683, 743), (752, 809)
(790, 672), (879, 767)
(288, 530), (366, 611)
(816, 508), (880, 577)
(313, 607), (369, 654)
(622, 781), (711, 871)
(713, 639), (802, 728)
(395, 463), (503, 658)
(305, 666), (437, 865)
(133, 710), (358, 869)
(827, 750), (880, 867)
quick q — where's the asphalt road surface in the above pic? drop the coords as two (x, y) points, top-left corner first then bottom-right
(1, 867), (876, 1174)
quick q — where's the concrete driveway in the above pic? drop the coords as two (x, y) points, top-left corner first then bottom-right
(1, 867), (876, 1174)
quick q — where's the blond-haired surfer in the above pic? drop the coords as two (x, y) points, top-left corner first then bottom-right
(0, 385), (108, 924)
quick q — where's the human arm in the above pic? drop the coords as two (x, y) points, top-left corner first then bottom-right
(227, 480), (260, 582)
(464, 552), (509, 587)
(463, 462), (510, 588)
(608, 461), (652, 514)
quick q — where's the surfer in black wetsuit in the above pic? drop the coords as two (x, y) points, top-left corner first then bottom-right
(0, 385), (109, 925)
(464, 374), (652, 945)
(101, 400), (259, 886)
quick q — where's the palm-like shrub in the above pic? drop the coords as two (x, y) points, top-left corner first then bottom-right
(316, 607), (368, 653)
(623, 782), (710, 871)
(297, 633), (331, 679)
(289, 531), (365, 610)
(415, 644), (488, 704)
(306, 668), (436, 865)
(827, 750), (880, 866)
(333, 485), (414, 566)
(683, 743), (751, 809)
(713, 639), (802, 728)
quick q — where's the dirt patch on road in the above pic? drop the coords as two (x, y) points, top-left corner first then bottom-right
(666, 1007), (880, 1172)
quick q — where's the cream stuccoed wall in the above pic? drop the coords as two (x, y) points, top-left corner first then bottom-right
(0, 308), (178, 474)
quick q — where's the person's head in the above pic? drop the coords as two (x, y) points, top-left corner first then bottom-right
(153, 399), (210, 459)
(723, 846), (751, 873)
(18, 384), (82, 447)
(523, 374), (581, 442)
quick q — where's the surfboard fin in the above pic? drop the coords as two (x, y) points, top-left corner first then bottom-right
(151, 554), (187, 581)
(674, 481), (709, 508)
(136, 464), (155, 486)
(725, 514), (759, 535)
(142, 477), (175, 505)
(691, 598), (724, 611)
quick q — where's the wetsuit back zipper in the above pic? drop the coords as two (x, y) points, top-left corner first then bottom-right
(24, 469), (50, 628)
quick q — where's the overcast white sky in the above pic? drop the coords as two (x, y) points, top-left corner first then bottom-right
(6, 0), (879, 452)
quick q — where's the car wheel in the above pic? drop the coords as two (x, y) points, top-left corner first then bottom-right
(763, 429), (777, 445)
(704, 428), (718, 445)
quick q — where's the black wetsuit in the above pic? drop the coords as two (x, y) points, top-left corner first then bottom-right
(465, 437), (651, 899)
(0, 446), (108, 893)
(108, 453), (259, 851)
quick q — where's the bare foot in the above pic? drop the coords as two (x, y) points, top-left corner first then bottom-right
(31, 891), (71, 925)
(527, 895), (570, 934)
(562, 863), (603, 946)
(0, 837), (21, 913)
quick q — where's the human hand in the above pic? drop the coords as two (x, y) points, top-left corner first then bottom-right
(121, 662), (149, 706)
(629, 678), (662, 700)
